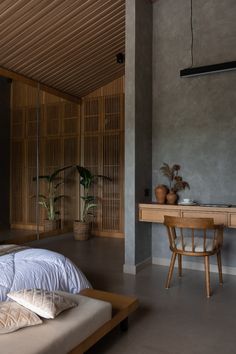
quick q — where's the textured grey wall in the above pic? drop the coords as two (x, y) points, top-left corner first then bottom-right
(152, 0), (236, 268)
(0, 77), (11, 228)
(124, 0), (153, 271)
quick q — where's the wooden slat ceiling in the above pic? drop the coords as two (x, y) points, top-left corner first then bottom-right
(0, 0), (125, 99)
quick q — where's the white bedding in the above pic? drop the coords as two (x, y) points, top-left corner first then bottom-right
(0, 246), (91, 301)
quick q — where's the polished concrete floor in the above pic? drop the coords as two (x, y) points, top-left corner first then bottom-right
(0, 228), (35, 242)
(30, 234), (236, 354)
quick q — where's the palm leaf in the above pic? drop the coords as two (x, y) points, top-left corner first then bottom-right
(38, 194), (47, 199)
(38, 201), (48, 209)
(50, 165), (74, 182)
(54, 181), (64, 189)
(93, 174), (112, 182)
(160, 162), (173, 180)
(84, 203), (97, 216)
(81, 195), (96, 202)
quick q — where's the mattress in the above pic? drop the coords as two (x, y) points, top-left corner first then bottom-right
(0, 292), (112, 354)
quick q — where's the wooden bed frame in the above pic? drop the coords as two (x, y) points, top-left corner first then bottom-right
(69, 289), (139, 354)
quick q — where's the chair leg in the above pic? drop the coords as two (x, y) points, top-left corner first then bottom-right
(165, 253), (177, 289)
(204, 256), (211, 298)
(178, 254), (182, 277)
(217, 251), (223, 285)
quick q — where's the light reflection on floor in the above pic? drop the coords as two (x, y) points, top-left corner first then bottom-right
(0, 228), (69, 244)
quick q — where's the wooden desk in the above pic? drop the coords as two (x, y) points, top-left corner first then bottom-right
(139, 203), (236, 228)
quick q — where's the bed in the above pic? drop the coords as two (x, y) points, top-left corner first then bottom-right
(0, 244), (91, 301)
(0, 289), (139, 354)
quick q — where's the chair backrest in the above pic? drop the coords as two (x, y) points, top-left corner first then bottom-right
(164, 216), (223, 255)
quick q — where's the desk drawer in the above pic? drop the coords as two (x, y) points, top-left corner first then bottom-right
(229, 214), (236, 227)
(182, 211), (227, 225)
(139, 208), (180, 223)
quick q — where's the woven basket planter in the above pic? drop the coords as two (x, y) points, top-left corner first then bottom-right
(44, 219), (60, 232)
(73, 221), (91, 241)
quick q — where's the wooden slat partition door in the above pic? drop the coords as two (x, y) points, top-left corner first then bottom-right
(40, 96), (80, 229)
(11, 77), (124, 237)
(82, 92), (124, 238)
(11, 140), (25, 225)
(11, 81), (81, 231)
(11, 82), (39, 230)
(11, 103), (25, 224)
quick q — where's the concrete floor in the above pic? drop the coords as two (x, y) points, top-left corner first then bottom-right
(30, 234), (236, 354)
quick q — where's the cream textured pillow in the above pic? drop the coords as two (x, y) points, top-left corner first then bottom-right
(0, 301), (42, 334)
(7, 289), (77, 319)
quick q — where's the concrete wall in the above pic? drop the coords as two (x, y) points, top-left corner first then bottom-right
(124, 0), (153, 273)
(0, 77), (11, 228)
(152, 0), (236, 272)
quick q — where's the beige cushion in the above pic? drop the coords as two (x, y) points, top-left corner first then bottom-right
(0, 301), (42, 334)
(1, 292), (112, 354)
(7, 289), (77, 319)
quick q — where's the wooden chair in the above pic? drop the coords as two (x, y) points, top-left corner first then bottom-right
(163, 216), (224, 297)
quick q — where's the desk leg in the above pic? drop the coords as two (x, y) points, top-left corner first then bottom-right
(120, 317), (129, 332)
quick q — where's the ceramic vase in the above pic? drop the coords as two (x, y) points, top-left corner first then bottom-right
(155, 185), (169, 204)
(166, 190), (178, 205)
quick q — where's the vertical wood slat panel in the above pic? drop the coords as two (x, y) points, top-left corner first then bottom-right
(63, 137), (78, 226)
(11, 78), (123, 235)
(82, 97), (100, 225)
(26, 107), (37, 138)
(63, 102), (79, 135)
(11, 81), (39, 227)
(11, 80), (81, 230)
(83, 134), (100, 227)
(102, 134), (121, 231)
(45, 104), (60, 136)
(104, 95), (121, 130)
(11, 140), (25, 223)
(83, 97), (100, 133)
(11, 108), (25, 138)
(62, 102), (80, 225)
(86, 76), (124, 98)
(82, 90), (124, 237)
(26, 139), (37, 223)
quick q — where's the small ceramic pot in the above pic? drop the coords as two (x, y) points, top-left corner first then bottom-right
(166, 190), (178, 205)
(155, 185), (169, 204)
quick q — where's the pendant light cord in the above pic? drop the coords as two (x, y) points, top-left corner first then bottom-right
(190, 0), (194, 67)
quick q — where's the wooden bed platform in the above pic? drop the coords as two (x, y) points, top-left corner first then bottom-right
(70, 289), (139, 354)
(0, 289), (138, 354)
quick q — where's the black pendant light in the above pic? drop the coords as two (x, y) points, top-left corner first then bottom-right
(180, 61), (236, 77)
(180, 0), (236, 77)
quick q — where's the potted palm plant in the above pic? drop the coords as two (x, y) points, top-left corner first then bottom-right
(33, 165), (73, 231)
(73, 166), (111, 240)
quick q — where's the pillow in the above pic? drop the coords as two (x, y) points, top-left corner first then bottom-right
(0, 301), (42, 334)
(7, 289), (77, 319)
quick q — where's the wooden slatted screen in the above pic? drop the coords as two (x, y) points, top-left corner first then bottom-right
(11, 140), (24, 224)
(11, 77), (124, 237)
(11, 81), (80, 231)
(82, 91), (124, 237)
(11, 82), (39, 230)
(63, 137), (78, 227)
(26, 139), (37, 224)
(102, 133), (123, 232)
(11, 108), (24, 139)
